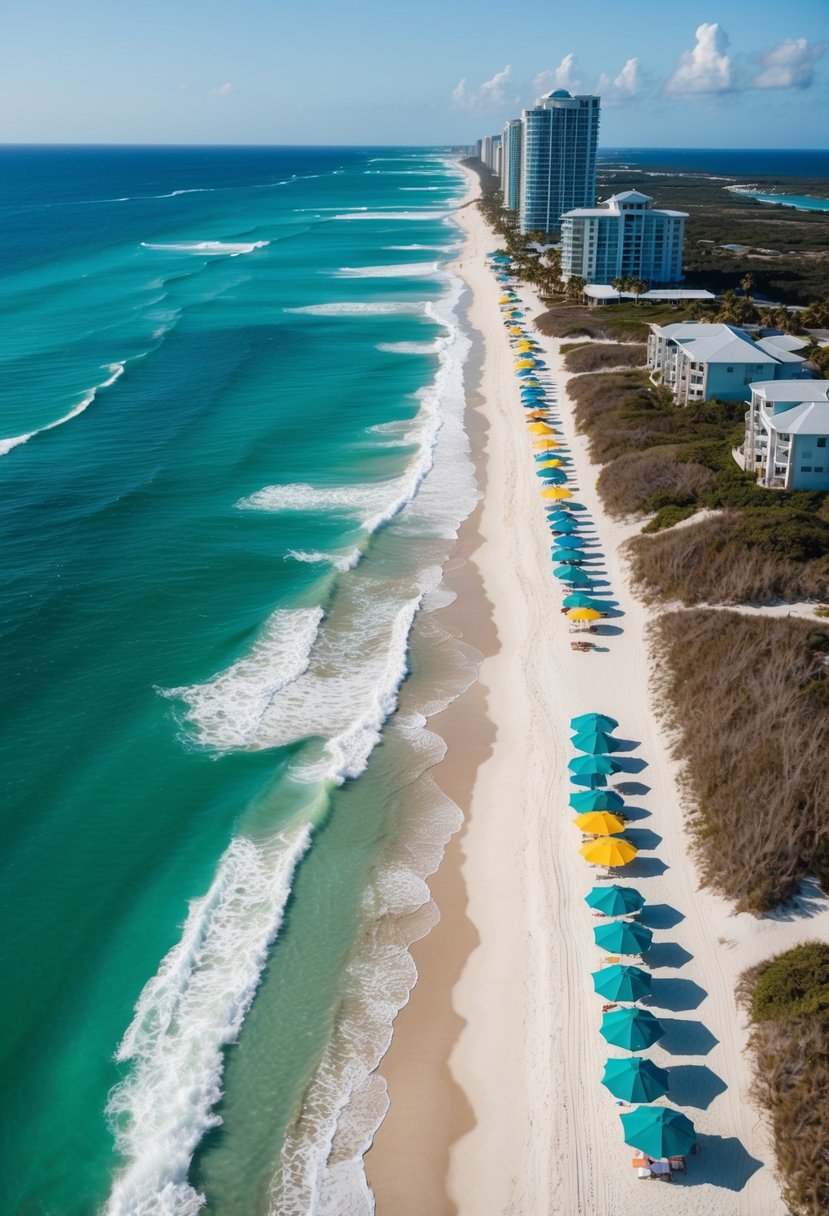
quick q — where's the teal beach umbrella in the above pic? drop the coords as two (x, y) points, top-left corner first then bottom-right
(602, 1057), (669, 1104)
(600, 1008), (664, 1052)
(552, 549), (584, 564)
(551, 520), (577, 535)
(620, 1106), (696, 1158)
(571, 729), (617, 754)
(553, 534), (583, 547)
(585, 884), (643, 916)
(553, 566), (592, 586)
(570, 789), (625, 813)
(570, 712), (619, 732)
(592, 963), (652, 1002)
(568, 754), (618, 778)
(593, 920), (653, 955)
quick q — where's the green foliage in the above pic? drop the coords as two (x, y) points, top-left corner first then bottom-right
(642, 504), (697, 532)
(750, 945), (829, 1022)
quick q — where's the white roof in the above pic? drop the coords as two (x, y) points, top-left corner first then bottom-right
(672, 324), (780, 366)
(752, 380), (829, 404)
(587, 289), (713, 302)
(763, 400), (829, 436)
(608, 190), (653, 204)
(755, 338), (806, 364)
(761, 334), (808, 353)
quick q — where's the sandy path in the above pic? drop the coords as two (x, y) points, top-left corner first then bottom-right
(444, 191), (829, 1216)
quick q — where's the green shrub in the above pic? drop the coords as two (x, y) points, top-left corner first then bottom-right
(642, 504), (698, 532)
(749, 944), (829, 1022)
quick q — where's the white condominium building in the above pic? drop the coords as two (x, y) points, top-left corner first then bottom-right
(561, 190), (687, 284)
(519, 90), (600, 235)
(742, 382), (829, 490)
(647, 322), (808, 404)
(501, 119), (523, 212)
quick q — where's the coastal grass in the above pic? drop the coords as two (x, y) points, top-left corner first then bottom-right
(535, 303), (690, 343)
(651, 610), (829, 912)
(561, 342), (646, 373)
(737, 945), (829, 1216)
(628, 511), (829, 604)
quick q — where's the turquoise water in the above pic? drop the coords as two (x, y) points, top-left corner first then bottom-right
(733, 189), (829, 212)
(0, 147), (475, 1213)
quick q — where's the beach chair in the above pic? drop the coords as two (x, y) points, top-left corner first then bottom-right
(668, 1157), (686, 1173)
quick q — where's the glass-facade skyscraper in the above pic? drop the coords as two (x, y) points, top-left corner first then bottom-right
(518, 90), (600, 235)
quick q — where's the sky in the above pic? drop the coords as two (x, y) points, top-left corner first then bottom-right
(1, 0), (827, 146)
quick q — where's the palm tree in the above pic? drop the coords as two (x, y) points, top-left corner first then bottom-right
(629, 277), (647, 305)
(741, 273), (754, 299)
(566, 275), (587, 302)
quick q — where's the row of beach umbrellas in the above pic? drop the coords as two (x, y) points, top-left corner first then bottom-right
(487, 253), (696, 1166)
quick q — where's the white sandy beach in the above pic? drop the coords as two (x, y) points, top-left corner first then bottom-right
(381, 174), (829, 1216)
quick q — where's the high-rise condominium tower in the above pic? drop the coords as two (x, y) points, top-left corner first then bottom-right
(519, 90), (600, 235)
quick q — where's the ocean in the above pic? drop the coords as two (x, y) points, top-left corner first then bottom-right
(599, 147), (829, 179)
(0, 145), (477, 1214)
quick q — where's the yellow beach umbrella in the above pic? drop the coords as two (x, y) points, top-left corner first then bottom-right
(516, 341), (533, 352)
(580, 836), (638, 867)
(568, 607), (602, 622)
(538, 458), (563, 468)
(514, 359), (535, 369)
(509, 327), (522, 335)
(498, 295), (511, 304)
(573, 812), (625, 835)
(542, 486), (573, 500)
(533, 439), (559, 450)
(528, 422), (555, 435)
(526, 410), (550, 420)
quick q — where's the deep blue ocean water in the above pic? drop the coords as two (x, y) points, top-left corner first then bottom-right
(600, 147), (829, 178)
(0, 145), (475, 1215)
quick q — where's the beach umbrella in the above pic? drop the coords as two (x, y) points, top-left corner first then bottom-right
(568, 607), (602, 624)
(509, 327), (522, 335)
(516, 369), (536, 378)
(528, 422), (555, 435)
(570, 789), (625, 813)
(569, 754), (618, 777)
(571, 712), (619, 733)
(593, 920), (653, 955)
(571, 729), (617, 756)
(516, 342), (534, 352)
(584, 884), (644, 916)
(563, 595), (603, 613)
(534, 441), (560, 452)
(538, 459), (564, 469)
(602, 1057), (669, 1104)
(552, 548), (584, 563)
(528, 412), (551, 423)
(573, 811), (625, 835)
(553, 565), (592, 586)
(542, 472), (569, 487)
(542, 487), (573, 501)
(600, 1008), (664, 1053)
(550, 521), (577, 537)
(580, 836), (638, 865)
(514, 359), (535, 369)
(551, 529), (581, 541)
(593, 964), (652, 1003)
(621, 1107), (696, 1159)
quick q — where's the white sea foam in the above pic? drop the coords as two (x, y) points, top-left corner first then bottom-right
(141, 240), (269, 256)
(162, 606), (324, 750)
(286, 548), (362, 573)
(105, 826), (312, 1216)
(333, 262), (441, 278)
(399, 186), (443, 191)
(0, 361), (126, 457)
(376, 341), (441, 355)
(384, 243), (455, 252)
(282, 302), (427, 317)
(330, 211), (449, 221)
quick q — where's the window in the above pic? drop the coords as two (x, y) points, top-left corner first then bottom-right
(801, 466), (812, 473)
(818, 438), (827, 448)
(726, 366), (734, 373)
(815, 467), (825, 474)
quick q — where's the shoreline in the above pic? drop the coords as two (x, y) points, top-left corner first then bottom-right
(366, 172), (829, 1216)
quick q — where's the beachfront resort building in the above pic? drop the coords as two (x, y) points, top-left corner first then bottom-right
(518, 90), (600, 235)
(560, 191), (687, 285)
(741, 381), (829, 489)
(647, 322), (808, 404)
(501, 119), (523, 212)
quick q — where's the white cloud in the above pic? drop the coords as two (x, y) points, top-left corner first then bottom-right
(533, 53), (581, 98)
(210, 83), (235, 96)
(596, 57), (640, 103)
(664, 22), (733, 95)
(752, 37), (824, 89)
(451, 65), (518, 112)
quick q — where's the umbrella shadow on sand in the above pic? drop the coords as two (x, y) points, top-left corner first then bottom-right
(666, 1063), (727, 1109)
(648, 976), (708, 1012)
(682, 1135), (764, 1191)
(623, 855), (668, 881)
(657, 1017), (719, 1056)
(613, 756), (648, 775)
(623, 827), (663, 852)
(644, 940), (694, 969)
(638, 902), (684, 929)
(614, 780), (650, 797)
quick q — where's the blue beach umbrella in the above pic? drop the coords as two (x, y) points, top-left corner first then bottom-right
(553, 566), (592, 587)
(602, 1057), (669, 1104)
(584, 884), (644, 916)
(562, 595), (603, 613)
(568, 754), (619, 778)
(552, 549), (585, 563)
(620, 1107), (696, 1159)
(569, 789), (625, 813)
(600, 1008), (665, 1053)
(571, 712), (619, 733)
(552, 533), (583, 546)
(592, 964), (652, 1003)
(571, 729), (618, 754)
(593, 920), (653, 955)
(542, 473), (569, 487)
(550, 522), (577, 537)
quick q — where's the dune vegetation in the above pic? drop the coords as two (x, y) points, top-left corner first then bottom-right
(738, 944), (829, 1216)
